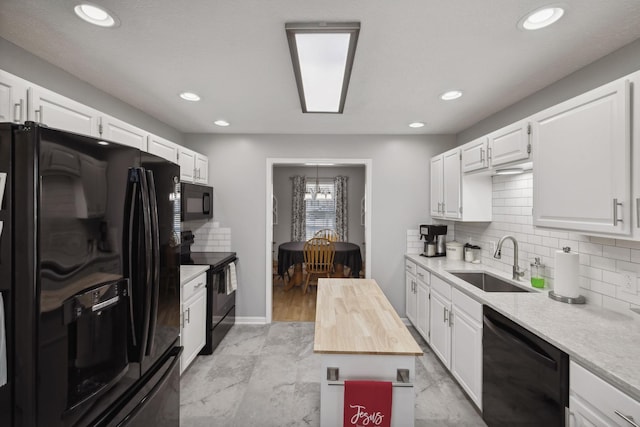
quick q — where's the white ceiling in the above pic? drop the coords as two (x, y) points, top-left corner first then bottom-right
(1, 0), (640, 135)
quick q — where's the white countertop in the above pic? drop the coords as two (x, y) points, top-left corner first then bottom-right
(180, 265), (209, 286)
(406, 254), (640, 401)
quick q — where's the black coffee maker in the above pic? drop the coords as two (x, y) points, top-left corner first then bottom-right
(419, 224), (448, 257)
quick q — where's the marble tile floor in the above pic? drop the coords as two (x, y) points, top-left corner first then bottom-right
(180, 322), (486, 426)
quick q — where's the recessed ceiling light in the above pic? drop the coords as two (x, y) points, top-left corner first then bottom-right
(519, 5), (565, 30)
(440, 90), (463, 101)
(214, 120), (230, 127)
(409, 122), (425, 128)
(179, 92), (201, 102)
(74, 3), (119, 28)
(97, 140), (109, 146)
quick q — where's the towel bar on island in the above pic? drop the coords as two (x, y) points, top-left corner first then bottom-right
(326, 367), (413, 387)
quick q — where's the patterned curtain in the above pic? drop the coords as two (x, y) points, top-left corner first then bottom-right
(334, 176), (348, 242)
(291, 175), (306, 241)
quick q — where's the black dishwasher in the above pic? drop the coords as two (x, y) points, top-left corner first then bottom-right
(483, 306), (569, 426)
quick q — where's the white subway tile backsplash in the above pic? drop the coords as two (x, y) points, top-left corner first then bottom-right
(453, 171), (640, 314)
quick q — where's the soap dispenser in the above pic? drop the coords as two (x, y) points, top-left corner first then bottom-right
(530, 257), (545, 289)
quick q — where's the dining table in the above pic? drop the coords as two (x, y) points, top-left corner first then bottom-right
(277, 241), (363, 290)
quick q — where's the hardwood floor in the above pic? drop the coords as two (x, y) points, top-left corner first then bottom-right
(272, 275), (317, 322)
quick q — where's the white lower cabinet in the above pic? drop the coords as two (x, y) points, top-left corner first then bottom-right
(181, 272), (207, 374)
(415, 267), (430, 341)
(450, 288), (482, 410)
(429, 274), (452, 369)
(405, 260), (417, 326)
(569, 360), (640, 426)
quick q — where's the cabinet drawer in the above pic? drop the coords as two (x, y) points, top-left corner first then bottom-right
(183, 272), (207, 302)
(452, 288), (482, 323)
(405, 260), (416, 276)
(416, 266), (430, 284)
(570, 360), (640, 424)
(431, 274), (451, 300)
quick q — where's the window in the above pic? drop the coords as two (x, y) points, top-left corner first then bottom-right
(305, 180), (335, 239)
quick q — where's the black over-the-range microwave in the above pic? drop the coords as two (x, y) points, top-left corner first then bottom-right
(181, 182), (214, 221)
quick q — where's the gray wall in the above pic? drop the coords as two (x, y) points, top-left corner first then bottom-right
(273, 165), (366, 256)
(457, 37), (640, 144)
(184, 133), (457, 319)
(0, 37), (183, 143)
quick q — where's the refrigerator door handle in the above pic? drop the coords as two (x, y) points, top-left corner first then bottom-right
(124, 169), (139, 347)
(145, 170), (160, 356)
(137, 168), (153, 361)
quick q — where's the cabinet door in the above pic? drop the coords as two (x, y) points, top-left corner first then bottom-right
(443, 149), (461, 219)
(569, 396), (617, 427)
(430, 155), (443, 217)
(181, 288), (207, 374)
(100, 115), (147, 149)
(532, 79), (630, 235)
(29, 86), (100, 137)
(195, 154), (208, 184)
(451, 306), (482, 409)
(488, 120), (530, 167)
(429, 287), (451, 369)
(0, 70), (28, 123)
(415, 281), (429, 342)
(461, 137), (488, 173)
(405, 273), (417, 325)
(147, 134), (179, 163)
(178, 147), (196, 182)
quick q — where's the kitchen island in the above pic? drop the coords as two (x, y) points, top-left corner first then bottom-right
(314, 278), (423, 427)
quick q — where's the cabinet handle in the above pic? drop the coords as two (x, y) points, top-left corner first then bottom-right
(487, 147), (492, 163)
(441, 203), (445, 214)
(615, 410), (639, 427)
(412, 280), (416, 293)
(193, 168), (197, 179)
(195, 282), (204, 288)
(35, 106), (43, 124)
(480, 148), (484, 164)
(613, 198), (623, 226)
(449, 311), (453, 326)
(13, 99), (24, 123)
(636, 198), (639, 228)
(417, 272), (424, 280)
(443, 307), (448, 323)
(186, 307), (191, 324)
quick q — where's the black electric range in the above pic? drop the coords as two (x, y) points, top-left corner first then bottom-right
(181, 232), (237, 354)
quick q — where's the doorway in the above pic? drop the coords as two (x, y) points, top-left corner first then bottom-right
(265, 158), (372, 323)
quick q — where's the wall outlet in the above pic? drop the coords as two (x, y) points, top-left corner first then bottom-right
(620, 270), (637, 294)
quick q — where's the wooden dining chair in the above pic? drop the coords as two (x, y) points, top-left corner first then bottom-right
(313, 228), (340, 242)
(302, 237), (336, 294)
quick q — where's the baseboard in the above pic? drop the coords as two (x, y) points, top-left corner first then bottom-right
(401, 317), (411, 326)
(235, 316), (268, 325)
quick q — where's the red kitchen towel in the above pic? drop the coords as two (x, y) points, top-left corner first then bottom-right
(343, 380), (392, 427)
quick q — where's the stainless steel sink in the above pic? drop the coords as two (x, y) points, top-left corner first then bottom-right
(449, 271), (532, 293)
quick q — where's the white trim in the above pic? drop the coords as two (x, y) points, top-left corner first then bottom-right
(266, 157), (373, 324)
(235, 316), (268, 325)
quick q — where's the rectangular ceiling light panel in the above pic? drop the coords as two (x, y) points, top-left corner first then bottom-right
(286, 22), (360, 114)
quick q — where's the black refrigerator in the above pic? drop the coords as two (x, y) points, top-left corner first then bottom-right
(0, 122), (182, 427)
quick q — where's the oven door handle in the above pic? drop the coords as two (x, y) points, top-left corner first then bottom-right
(483, 315), (557, 369)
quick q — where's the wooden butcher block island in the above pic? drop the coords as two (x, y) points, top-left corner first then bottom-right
(314, 279), (423, 427)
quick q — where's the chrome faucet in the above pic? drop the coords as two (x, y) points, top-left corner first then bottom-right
(494, 235), (525, 280)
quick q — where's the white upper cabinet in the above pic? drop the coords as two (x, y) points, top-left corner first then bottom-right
(487, 120), (531, 168)
(430, 155), (444, 217)
(178, 146), (209, 184)
(29, 85), (100, 137)
(147, 134), (179, 163)
(443, 149), (462, 219)
(194, 153), (208, 184)
(532, 78), (630, 236)
(99, 115), (148, 150)
(431, 148), (492, 222)
(0, 70), (28, 123)
(461, 137), (489, 173)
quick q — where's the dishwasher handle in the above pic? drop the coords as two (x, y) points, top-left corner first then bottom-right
(483, 314), (557, 370)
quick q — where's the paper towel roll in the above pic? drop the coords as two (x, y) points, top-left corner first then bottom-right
(554, 247), (580, 298)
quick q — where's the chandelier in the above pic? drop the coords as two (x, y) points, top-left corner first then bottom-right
(305, 165), (332, 200)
